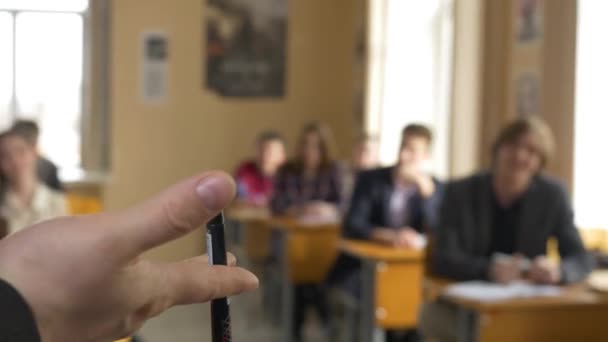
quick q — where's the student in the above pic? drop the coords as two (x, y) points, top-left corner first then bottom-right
(0, 131), (67, 236)
(11, 120), (64, 192)
(271, 122), (342, 220)
(334, 124), (441, 342)
(270, 122), (342, 341)
(0, 171), (258, 341)
(234, 130), (286, 206)
(339, 133), (379, 210)
(420, 117), (593, 341)
(344, 124), (442, 245)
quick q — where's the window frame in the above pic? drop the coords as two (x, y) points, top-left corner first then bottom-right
(0, 2), (110, 177)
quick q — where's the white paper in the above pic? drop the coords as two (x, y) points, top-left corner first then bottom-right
(296, 215), (339, 226)
(141, 31), (168, 104)
(444, 281), (561, 302)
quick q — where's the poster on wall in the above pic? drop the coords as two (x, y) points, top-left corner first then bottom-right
(204, 0), (288, 97)
(516, 71), (540, 117)
(141, 31), (169, 104)
(515, 0), (542, 44)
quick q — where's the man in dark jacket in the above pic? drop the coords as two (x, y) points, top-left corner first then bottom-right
(330, 124), (443, 342)
(344, 124), (443, 246)
(420, 117), (594, 341)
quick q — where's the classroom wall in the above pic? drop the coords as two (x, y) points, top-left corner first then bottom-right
(477, 0), (578, 191)
(105, 0), (357, 260)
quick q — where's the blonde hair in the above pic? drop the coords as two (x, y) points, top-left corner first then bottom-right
(492, 116), (555, 168)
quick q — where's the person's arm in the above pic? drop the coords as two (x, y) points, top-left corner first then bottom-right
(0, 171), (258, 341)
(270, 167), (296, 215)
(421, 178), (444, 232)
(0, 278), (40, 341)
(343, 172), (375, 240)
(431, 182), (492, 280)
(233, 163), (250, 200)
(551, 186), (594, 283)
(327, 164), (343, 207)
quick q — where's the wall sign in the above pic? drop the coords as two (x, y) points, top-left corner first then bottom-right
(141, 31), (169, 104)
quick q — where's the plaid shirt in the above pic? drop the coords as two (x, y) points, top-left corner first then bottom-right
(270, 161), (342, 215)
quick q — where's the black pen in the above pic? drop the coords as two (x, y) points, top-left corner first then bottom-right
(207, 212), (231, 342)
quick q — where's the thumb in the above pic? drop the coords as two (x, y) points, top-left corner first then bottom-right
(111, 171), (236, 260)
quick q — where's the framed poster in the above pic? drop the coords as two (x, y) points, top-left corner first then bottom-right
(515, 0), (543, 45)
(515, 70), (540, 117)
(204, 0), (288, 97)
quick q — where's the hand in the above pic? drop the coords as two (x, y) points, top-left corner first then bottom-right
(301, 202), (339, 219)
(397, 168), (435, 199)
(394, 228), (422, 248)
(489, 255), (523, 284)
(414, 174), (436, 199)
(528, 256), (561, 284)
(0, 171), (259, 342)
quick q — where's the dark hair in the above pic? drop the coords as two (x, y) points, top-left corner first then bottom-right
(11, 120), (39, 146)
(293, 122), (335, 172)
(0, 130), (24, 145)
(492, 116), (555, 168)
(401, 124), (433, 145)
(256, 130), (284, 145)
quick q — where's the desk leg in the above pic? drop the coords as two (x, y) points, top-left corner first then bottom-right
(225, 219), (241, 248)
(456, 308), (477, 342)
(360, 260), (385, 342)
(279, 230), (293, 342)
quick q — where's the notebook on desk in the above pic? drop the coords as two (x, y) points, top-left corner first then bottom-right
(443, 281), (561, 302)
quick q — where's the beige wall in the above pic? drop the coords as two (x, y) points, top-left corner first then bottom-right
(476, 0), (578, 191)
(105, 0), (357, 260)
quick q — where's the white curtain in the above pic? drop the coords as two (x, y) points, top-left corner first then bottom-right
(366, 0), (453, 178)
(574, 0), (608, 229)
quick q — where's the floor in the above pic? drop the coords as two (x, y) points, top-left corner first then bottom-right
(138, 288), (328, 342)
(137, 234), (329, 342)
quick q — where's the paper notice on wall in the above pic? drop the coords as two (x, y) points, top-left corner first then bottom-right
(141, 31), (168, 104)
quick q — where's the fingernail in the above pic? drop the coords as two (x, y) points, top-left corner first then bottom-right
(196, 176), (227, 211)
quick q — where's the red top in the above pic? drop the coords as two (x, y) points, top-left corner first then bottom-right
(235, 160), (274, 206)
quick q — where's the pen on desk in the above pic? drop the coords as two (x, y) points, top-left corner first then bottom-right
(207, 212), (232, 342)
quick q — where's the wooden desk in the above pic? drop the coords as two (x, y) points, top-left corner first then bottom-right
(268, 217), (340, 342)
(430, 277), (608, 342)
(340, 240), (425, 342)
(226, 206), (270, 223)
(226, 206), (272, 262)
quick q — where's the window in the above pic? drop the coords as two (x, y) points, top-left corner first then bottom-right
(365, 0), (453, 177)
(574, 0), (608, 230)
(0, 0), (89, 172)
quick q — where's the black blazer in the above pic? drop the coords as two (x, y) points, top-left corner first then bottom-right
(0, 278), (40, 341)
(431, 172), (593, 284)
(343, 167), (443, 239)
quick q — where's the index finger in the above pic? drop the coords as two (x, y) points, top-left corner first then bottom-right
(109, 171), (236, 260)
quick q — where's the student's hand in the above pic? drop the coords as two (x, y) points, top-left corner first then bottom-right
(395, 228), (422, 249)
(528, 256), (561, 284)
(0, 171), (259, 342)
(489, 255), (523, 284)
(301, 202), (339, 220)
(398, 168), (435, 199)
(414, 174), (436, 199)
